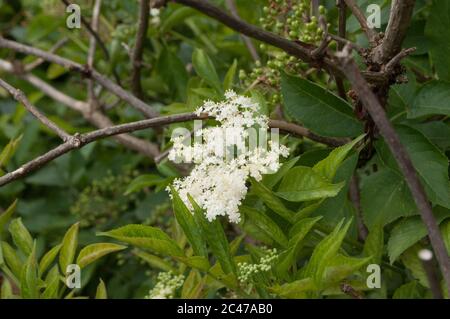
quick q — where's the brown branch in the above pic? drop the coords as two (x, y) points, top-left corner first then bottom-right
(87, 0), (102, 109)
(0, 78), (71, 142)
(131, 0), (150, 99)
(0, 37), (159, 118)
(419, 249), (444, 299)
(24, 37), (68, 72)
(384, 47), (416, 74)
(224, 0), (260, 61)
(340, 282), (364, 299)
(349, 174), (368, 241)
(343, 0), (376, 44)
(0, 113), (203, 187)
(372, 0), (416, 64)
(337, 46), (450, 296)
(0, 59), (160, 159)
(335, 0), (347, 100)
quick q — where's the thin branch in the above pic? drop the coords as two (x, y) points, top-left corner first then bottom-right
(340, 282), (364, 299)
(225, 0), (260, 61)
(87, 0), (102, 109)
(0, 37), (159, 118)
(0, 59), (160, 159)
(0, 78), (71, 141)
(372, 0), (416, 64)
(24, 37), (68, 72)
(131, 0), (150, 98)
(343, 0), (376, 44)
(349, 174), (368, 241)
(419, 249), (444, 299)
(269, 119), (349, 147)
(0, 113), (204, 187)
(311, 16), (331, 58)
(335, 0), (347, 100)
(384, 47), (416, 74)
(337, 46), (450, 296)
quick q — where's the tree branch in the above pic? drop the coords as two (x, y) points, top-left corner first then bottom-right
(343, 0), (376, 44)
(0, 78), (71, 142)
(24, 37), (68, 72)
(0, 37), (159, 118)
(224, 0), (260, 61)
(87, 0), (102, 109)
(372, 0), (416, 64)
(337, 46), (450, 296)
(131, 0), (150, 98)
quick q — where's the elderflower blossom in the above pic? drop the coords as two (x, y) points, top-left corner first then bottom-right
(146, 272), (184, 299)
(238, 248), (278, 283)
(167, 91), (289, 223)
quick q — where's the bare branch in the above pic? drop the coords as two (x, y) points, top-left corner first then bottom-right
(337, 46), (450, 295)
(384, 47), (416, 74)
(372, 0), (416, 64)
(87, 0), (102, 109)
(335, 0), (348, 100)
(24, 37), (68, 72)
(0, 113), (203, 187)
(131, 0), (150, 98)
(343, 0), (376, 43)
(0, 78), (71, 142)
(225, 0), (260, 61)
(0, 37), (159, 118)
(349, 174), (368, 241)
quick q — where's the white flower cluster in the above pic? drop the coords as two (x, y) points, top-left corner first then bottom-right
(150, 8), (160, 25)
(146, 271), (184, 299)
(238, 248), (278, 283)
(167, 91), (289, 223)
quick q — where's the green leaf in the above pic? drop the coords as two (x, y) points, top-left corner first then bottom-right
(322, 254), (371, 286)
(262, 156), (299, 189)
(133, 250), (177, 272)
(0, 277), (13, 299)
(41, 265), (60, 299)
(281, 74), (362, 137)
(59, 222), (79, 274)
(8, 218), (33, 256)
(175, 255), (210, 272)
(241, 206), (288, 247)
(0, 241), (23, 279)
(160, 7), (196, 33)
(189, 195), (235, 274)
(76, 243), (127, 269)
(0, 135), (22, 175)
(312, 135), (364, 181)
(0, 200), (17, 239)
(192, 49), (222, 94)
(276, 166), (344, 202)
(425, 0), (450, 81)
(376, 125), (450, 209)
(98, 224), (184, 257)
(20, 242), (39, 299)
(223, 59), (237, 91)
(409, 81), (450, 118)
(363, 223), (384, 264)
(361, 167), (416, 230)
(387, 207), (450, 263)
(393, 281), (424, 299)
(250, 180), (294, 223)
(442, 219), (450, 254)
(95, 279), (107, 299)
(38, 244), (61, 276)
(271, 277), (316, 298)
(157, 47), (188, 101)
(276, 217), (322, 275)
(170, 188), (207, 257)
(301, 219), (352, 286)
(401, 245), (429, 288)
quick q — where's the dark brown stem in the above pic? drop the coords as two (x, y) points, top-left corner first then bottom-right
(131, 0), (150, 98)
(349, 174), (368, 241)
(419, 249), (444, 299)
(343, 0), (376, 43)
(335, 0), (347, 100)
(337, 47), (450, 296)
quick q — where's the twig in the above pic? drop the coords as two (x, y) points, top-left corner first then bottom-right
(0, 59), (160, 159)
(225, 0), (260, 61)
(24, 37), (68, 72)
(0, 78), (71, 142)
(311, 16), (331, 58)
(337, 46), (450, 296)
(0, 113), (204, 187)
(131, 0), (150, 99)
(419, 249), (444, 299)
(343, 0), (376, 44)
(349, 174), (368, 241)
(0, 37), (159, 118)
(372, 0), (416, 64)
(384, 47), (416, 74)
(340, 282), (364, 299)
(268, 119), (349, 147)
(335, 0), (347, 100)
(87, 0), (102, 110)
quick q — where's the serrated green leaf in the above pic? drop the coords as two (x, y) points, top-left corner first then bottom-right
(0, 277), (13, 299)
(20, 242), (39, 299)
(192, 49), (222, 94)
(393, 281), (424, 299)
(281, 73), (362, 137)
(0, 241), (23, 279)
(175, 255), (210, 272)
(41, 265), (60, 299)
(409, 81), (450, 118)
(170, 187), (207, 257)
(276, 166), (344, 202)
(76, 243), (126, 269)
(133, 250), (176, 272)
(262, 156), (299, 189)
(8, 218), (33, 256)
(363, 223), (384, 264)
(39, 244), (61, 276)
(59, 222), (79, 274)
(241, 206), (288, 247)
(98, 224), (184, 257)
(271, 277), (316, 298)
